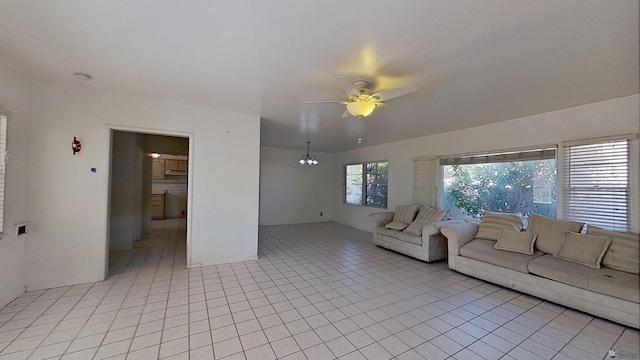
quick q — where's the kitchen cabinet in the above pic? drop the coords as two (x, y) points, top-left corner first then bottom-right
(152, 159), (165, 180)
(178, 160), (188, 171)
(164, 159), (187, 173)
(165, 159), (178, 171)
(151, 193), (165, 219)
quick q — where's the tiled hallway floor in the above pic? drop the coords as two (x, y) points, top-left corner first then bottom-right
(0, 220), (638, 360)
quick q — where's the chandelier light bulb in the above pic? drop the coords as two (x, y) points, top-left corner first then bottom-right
(298, 141), (319, 166)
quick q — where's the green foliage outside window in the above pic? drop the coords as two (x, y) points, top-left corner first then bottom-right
(345, 161), (388, 207)
(443, 160), (556, 219)
(365, 162), (388, 207)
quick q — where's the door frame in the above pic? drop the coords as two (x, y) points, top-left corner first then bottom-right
(103, 124), (194, 281)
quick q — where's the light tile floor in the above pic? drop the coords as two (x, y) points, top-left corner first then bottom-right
(0, 220), (638, 360)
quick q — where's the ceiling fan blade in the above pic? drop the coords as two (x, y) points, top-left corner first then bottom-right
(337, 76), (360, 99)
(341, 110), (351, 118)
(304, 100), (346, 104)
(375, 103), (401, 112)
(371, 85), (418, 102)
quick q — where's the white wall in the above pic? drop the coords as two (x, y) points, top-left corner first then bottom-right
(25, 81), (260, 290)
(0, 61), (31, 308)
(259, 147), (333, 225)
(333, 95), (640, 232)
(109, 131), (139, 251)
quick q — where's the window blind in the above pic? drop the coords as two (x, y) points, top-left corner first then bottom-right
(440, 148), (556, 165)
(562, 136), (632, 231)
(413, 157), (437, 207)
(0, 114), (6, 234)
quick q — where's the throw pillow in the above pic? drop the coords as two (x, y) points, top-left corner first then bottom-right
(475, 212), (524, 241)
(587, 226), (640, 274)
(416, 207), (447, 222)
(392, 205), (419, 224)
(527, 213), (583, 254)
(385, 221), (409, 231)
(403, 219), (430, 236)
(554, 231), (611, 268)
(494, 230), (537, 255)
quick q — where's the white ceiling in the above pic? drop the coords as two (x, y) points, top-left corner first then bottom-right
(0, 1), (637, 153)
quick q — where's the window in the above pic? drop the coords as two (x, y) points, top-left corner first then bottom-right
(441, 148), (557, 219)
(562, 135), (634, 231)
(345, 161), (388, 207)
(0, 113), (6, 234)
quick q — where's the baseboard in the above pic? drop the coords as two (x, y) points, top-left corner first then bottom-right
(25, 277), (101, 292)
(0, 288), (25, 310)
(332, 220), (372, 233)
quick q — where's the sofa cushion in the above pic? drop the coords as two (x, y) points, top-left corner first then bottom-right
(588, 227), (640, 274)
(475, 212), (524, 241)
(403, 219), (429, 236)
(527, 213), (583, 254)
(554, 231), (611, 269)
(392, 205), (419, 224)
(529, 255), (640, 303)
(460, 239), (543, 273)
(377, 227), (422, 245)
(494, 230), (537, 255)
(416, 207), (447, 222)
(385, 221), (408, 231)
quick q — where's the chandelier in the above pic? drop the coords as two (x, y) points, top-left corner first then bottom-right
(298, 141), (319, 166)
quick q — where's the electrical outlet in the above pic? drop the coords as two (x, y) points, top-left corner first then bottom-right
(320, 212), (323, 216)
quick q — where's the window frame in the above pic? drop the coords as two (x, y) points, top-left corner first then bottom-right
(560, 134), (638, 232)
(425, 135), (638, 232)
(438, 146), (558, 220)
(0, 108), (8, 236)
(344, 160), (388, 208)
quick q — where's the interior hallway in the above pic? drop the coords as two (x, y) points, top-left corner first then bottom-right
(0, 220), (638, 360)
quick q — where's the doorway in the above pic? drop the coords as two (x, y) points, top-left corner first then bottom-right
(106, 130), (191, 279)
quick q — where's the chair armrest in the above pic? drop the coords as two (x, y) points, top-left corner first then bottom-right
(441, 222), (479, 255)
(422, 219), (467, 236)
(369, 212), (395, 228)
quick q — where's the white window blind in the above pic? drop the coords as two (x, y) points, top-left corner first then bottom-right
(440, 148), (556, 165)
(413, 157), (437, 207)
(0, 114), (6, 234)
(562, 135), (634, 231)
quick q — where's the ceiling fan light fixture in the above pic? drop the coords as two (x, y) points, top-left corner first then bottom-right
(346, 101), (376, 118)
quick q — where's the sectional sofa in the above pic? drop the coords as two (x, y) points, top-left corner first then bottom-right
(441, 213), (640, 328)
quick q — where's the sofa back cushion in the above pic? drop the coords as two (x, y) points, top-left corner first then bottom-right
(475, 212), (524, 241)
(416, 207), (447, 222)
(588, 226), (640, 274)
(527, 213), (583, 254)
(392, 205), (419, 224)
(553, 231), (611, 269)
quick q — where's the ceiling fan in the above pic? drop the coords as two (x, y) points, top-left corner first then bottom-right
(305, 76), (418, 119)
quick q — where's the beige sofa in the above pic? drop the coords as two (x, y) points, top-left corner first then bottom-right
(441, 214), (640, 329)
(369, 205), (464, 262)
